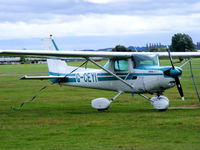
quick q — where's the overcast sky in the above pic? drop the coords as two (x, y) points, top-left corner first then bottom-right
(0, 0), (200, 50)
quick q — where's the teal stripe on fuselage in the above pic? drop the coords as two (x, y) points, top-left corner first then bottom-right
(98, 73), (128, 76)
(98, 76), (126, 81)
(49, 72), (163, 83)
(49, 72), (76, 76)
(49, 72), (163, 77)
(67, 78), (76, 82)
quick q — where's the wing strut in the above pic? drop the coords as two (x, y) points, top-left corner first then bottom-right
(86, 58), (134, 90)
(179, 58), (192, 68)
(189, 60), (200, 101)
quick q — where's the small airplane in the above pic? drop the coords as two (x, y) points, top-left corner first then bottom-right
(0, 36), (200, 111)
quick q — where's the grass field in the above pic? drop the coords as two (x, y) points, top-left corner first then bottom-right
(0, 60), (200, 150)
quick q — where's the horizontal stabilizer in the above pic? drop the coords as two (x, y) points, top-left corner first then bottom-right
(21, 75), (67, 80)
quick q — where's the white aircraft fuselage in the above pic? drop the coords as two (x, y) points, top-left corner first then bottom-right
(49, 54), (177, 95)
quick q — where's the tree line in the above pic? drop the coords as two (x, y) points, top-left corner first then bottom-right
(112, 33), (197, 52)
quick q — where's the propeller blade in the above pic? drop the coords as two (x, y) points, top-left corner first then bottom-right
(166, 48), (184, 100)
(174, 76), (184, 101)
(167, 49), (175, 69)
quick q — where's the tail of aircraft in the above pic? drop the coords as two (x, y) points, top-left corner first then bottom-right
(47, 59), (69, 75)
(21, 35), (75, 80)
(44, 35), (74, 75)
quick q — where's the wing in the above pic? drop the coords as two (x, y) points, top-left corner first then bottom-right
(156, 52), (200, 58)
(1, 50), (200, 58)
(0, 50), (132, 59)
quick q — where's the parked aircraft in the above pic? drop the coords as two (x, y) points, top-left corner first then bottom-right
(1, 37), (200, 111)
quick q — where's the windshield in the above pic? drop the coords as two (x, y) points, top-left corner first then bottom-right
(133, 54), (159, 69)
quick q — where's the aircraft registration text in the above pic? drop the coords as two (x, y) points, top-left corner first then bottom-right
(76, 73), (98, 83)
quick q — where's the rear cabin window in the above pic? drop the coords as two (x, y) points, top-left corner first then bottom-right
(114, 59), (128, 71)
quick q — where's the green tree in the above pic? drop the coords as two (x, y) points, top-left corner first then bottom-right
(170, 33), (196, 52)
(112, 45), (132, 52)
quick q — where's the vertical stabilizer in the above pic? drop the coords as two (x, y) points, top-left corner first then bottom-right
(50, 35), (59, 51)
(47, 59), (69, 75)
(42, 35), (60, 51)
(43, 35), (71, 75)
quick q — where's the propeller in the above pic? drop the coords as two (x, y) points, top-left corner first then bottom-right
(166, 49), (184, 100)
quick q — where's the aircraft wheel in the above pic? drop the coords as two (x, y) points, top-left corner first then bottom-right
(151, 96), (169, 111)
(91, 98), (111, 111)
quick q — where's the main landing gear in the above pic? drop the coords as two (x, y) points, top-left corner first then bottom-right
(150, 96), (169, 111)
(91, 91), (169, 112)
(91, 91), (123, 111)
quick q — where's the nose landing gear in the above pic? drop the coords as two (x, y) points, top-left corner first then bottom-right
(150, 95), (169, 111)
(139, 93), (169, 111)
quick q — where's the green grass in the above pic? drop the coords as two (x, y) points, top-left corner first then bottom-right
(0, 63), (48, 74)
(0, 59), (200, 150)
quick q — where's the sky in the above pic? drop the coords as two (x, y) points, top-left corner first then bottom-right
(0, 0), (200, 50)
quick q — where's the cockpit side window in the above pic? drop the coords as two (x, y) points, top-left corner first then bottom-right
(103, 60), (110, 69)
(114, 59), (128, 71)
(133, 54), (159, 69)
